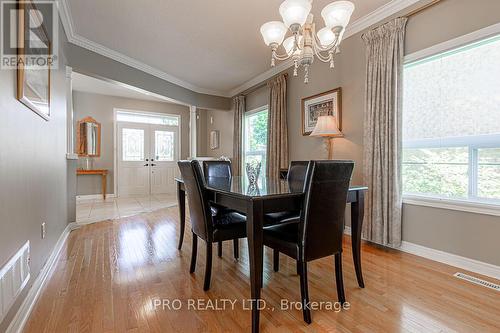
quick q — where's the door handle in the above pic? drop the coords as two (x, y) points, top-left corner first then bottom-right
(151, 163), (157, 166)
(144, 164), (149, 166)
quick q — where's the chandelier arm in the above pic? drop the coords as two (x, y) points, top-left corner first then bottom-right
(313, 49), (333, 63)
(273, 51), (292, 61)
(313, 32), (340, 52)
(313, 42), (334, 62)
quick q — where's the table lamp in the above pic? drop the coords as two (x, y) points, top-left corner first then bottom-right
(310, 115), (344, 159)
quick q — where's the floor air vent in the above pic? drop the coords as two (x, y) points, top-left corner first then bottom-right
(453, 272), (500, 291)
(0, 241), (31, 323)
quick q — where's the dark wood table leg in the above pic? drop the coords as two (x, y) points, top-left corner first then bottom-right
(102, 173), (107, 200)
(246, 199), (264, 333)
(351, 190), (365, 288)
(177, 182), (186, 250)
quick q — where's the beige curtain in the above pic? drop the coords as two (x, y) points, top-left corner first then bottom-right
(362, 17), (407, 247)
(267, 74), (289, 179)
(232, 95), (245, 176)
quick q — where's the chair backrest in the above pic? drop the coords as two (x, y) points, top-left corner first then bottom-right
(287, 161), (309, 192)
(300, 160), (354, 261)
(203, 160), (232, 179)
(178, 160), (212, 240)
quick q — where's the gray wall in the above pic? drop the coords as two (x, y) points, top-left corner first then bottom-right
(197, 109), (235, 158)
(73, 91), (190, 196)
(239, 0), (500, 265)
(0, 22), (69, 331)
(67, 44), (231, 111)
(196, 109), (208, 157)
(207, 109), (235, 159)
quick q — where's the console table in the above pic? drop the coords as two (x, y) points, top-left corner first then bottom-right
(76, 169), (108, 200)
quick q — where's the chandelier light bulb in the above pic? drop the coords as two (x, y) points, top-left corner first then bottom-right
(279, 0), (312, 29)
(317, 27), (336, 47)
(260, 21), (288, 47)
(321, 1), (355, 29)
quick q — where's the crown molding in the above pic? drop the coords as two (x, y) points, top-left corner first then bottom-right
(229, 0), (421, 96)
(57, 0), (231, 98)
(58, 0), (421, 99)
(344, 0), (421, 37)
(228, 58), (294, 97)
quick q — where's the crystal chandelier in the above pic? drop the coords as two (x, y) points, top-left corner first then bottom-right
(260, 0), (355, 83)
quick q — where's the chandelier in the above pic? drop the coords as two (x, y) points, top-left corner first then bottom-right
(260, 0), (355, 83)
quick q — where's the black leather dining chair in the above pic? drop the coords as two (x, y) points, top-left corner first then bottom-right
(178, 160), (247, 291)
(202, 160), (241, 259)
(263, 160), (354, 324)
(264, 161), (309, 226)
(265, 161), (309, 273)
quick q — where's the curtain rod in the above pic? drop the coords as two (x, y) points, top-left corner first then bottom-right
(403, 0), (442, 18)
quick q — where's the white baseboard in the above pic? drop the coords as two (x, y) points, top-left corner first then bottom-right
(399, 241), (500, 280)
(343, 226), (500, 280)
(344, 226), (352, 235)
(76, 194), (116, 201)
(6, 223), (73, 333)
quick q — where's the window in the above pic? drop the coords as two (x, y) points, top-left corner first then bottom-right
(122, 128), (144, 161)
(116, 110), (179, 126)
(154, 130), (175, 161)
(402, 35), (500, 203)
(243, 107), (269, 175)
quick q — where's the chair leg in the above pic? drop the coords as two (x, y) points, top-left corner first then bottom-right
(298, 261), (312, 324)
(273, 249), (279, 272)
(190, 233), (197, 273)
(204, 242), (213, 291)
(233, 239), (239, 259)
(334, 253), (346, 304)
(218, 241), (223, 257)
(296, 260), (300, 275)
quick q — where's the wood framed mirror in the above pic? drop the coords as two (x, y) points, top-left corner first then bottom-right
(77, 117), (101, 157)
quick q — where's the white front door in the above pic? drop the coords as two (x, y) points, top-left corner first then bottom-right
(150, 125), (180, 194)
(117, 122), (179, 196)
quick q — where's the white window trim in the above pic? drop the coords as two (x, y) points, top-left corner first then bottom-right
(404, 22), (500, 64)
(403, 195), (500, 217)
(402, 24), (500, 214)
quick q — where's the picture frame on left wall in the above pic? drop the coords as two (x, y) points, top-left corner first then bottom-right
(16, 0), (51, 120)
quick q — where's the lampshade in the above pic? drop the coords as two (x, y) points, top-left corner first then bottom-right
(283, 35), (303, 55)
(260, 21), (288, 46)
(317, 27), (336, 47)
(279, 0), (312, 28)
(310, 115), (342, 137)
(321, 1), (355, 29)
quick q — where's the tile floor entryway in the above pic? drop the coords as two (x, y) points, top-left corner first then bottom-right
(76, 194), (177, 224)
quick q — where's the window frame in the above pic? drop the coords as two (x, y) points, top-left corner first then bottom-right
(403, 135), (500, 204)
(401, 24), (500, 216)
(242, 105), (269, 174)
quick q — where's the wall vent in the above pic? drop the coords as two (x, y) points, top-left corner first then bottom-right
(454, 272), (500, 291)
(0, 241), (30, 323)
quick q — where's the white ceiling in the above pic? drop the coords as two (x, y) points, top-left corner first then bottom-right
(72, 72), (182, 104)
(64, 0), (398, 96)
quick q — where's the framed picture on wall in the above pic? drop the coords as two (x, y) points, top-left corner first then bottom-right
(301, 87), (342, 136)
(16, 0), (52, 120)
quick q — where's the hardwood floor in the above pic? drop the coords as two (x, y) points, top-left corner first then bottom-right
(24, 206), (500, 332)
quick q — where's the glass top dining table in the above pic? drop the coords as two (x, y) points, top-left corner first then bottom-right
(175, 175), (367, 198)
(174, 175), (367, 333)
(204, 176), (302, 198)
